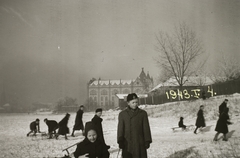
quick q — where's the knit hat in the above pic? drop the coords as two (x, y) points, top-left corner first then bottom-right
(95, 108), (102, 113)
(84, 121), (97, 137)
(127, 93), (138, 102)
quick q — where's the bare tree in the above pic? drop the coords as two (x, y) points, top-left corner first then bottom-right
(155, 23), (205, 87)
(210, 54), (240, 83)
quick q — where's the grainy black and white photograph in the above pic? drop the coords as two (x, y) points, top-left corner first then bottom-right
(0, 0), (240, 158)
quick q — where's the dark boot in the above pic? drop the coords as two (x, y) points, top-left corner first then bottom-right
(222, 134), (228, 141)
(27, 131), (32, 137)
(194, 127), (198, 134)
(213, 133), (219, 141)
(55, 134), (59, 140)
(71, 130), (75, 137)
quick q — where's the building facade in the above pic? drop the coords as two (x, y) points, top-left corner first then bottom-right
(87, 68), (154, 110)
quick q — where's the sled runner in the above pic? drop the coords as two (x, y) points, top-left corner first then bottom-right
(171, 125), (195, 132)
(62, 142), (79, 157)
(62, 143), (116, 158)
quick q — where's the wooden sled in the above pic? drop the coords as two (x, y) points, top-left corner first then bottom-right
(62, 142), (80, 158)
(171, 125), (195, 132)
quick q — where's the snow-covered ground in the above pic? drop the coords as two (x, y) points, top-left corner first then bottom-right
(0, 94), (240, 158)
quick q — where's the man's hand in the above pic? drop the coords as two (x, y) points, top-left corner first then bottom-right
(145, 142), (150, 149)
(118, 141), (124, 149)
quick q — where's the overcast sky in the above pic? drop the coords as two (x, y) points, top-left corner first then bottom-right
(0, 0), (239, 107)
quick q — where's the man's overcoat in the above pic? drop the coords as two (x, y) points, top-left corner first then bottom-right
(92, 115), (106, 144)
(46, 120), (58, 133)
(215, 112), (231, 134)
(195, 109), (206, 128)
(117, 107), (152, 158)
(73, 109), (84, 130)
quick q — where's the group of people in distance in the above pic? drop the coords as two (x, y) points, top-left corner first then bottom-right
(27, 105), (84, 139)
(27, 113), (71, 139)
(27, 105), (85, 140)
(178, 99), (232, 142)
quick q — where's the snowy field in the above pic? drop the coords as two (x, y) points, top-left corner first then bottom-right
(0, 94), (240, 158)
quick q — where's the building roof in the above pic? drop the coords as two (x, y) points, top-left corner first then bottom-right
(88, 68), (153, 87)
(90, 79), (134, 86)
(150, 76), (214, 92)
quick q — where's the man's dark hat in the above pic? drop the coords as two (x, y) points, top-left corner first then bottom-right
(127, 93), (138, 102)
(95, 108), (102, 113)
(36, 118), (40, 122)
(225, 99), (228, 101)
(80, 105), (84, 108)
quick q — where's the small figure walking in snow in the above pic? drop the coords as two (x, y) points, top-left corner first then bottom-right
(214, 107), (232, 141)
(194, 105), (206, 134)
(71, 105), (85, 137)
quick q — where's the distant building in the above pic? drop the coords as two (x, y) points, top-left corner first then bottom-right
(87, 68), (154, 109)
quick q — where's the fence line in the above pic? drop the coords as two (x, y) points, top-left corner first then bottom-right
(140, 79), (240, 105)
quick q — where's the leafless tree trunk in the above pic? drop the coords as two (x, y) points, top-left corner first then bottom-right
(155, 22), (205, 87)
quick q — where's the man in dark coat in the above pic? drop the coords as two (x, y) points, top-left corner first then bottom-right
(214, 107), (232, 141)
(71, 105), (84, 137)
(74, 121), (109, 158)
(27, 118), (40, 136)
(194, 105), (206, 134)
(91, 108), (110, 149)
(219, 99), (228, 116)
(44, 118), (59, 139)
(117, 93), (152, 158)
(56, 113), (70, 140)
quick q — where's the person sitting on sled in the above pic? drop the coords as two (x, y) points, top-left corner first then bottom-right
(178, 117), (186, 130)
(74, 121), (109, 158)
(27, 118), (41, 136)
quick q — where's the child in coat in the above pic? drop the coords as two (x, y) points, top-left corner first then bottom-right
(194, 105), (206, 134)
(56, 113), (70, 140)
(72, 105), (85, 137)
(44, 118), (59, 139)
(27, 118), (40, 136)
(91, 108), (110, 149)
(214, 107), (232, 141)
(178, 117), (186, 130)
(74, 121), (110, 158)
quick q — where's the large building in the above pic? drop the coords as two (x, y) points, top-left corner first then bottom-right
(87, 68), (154, 110)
